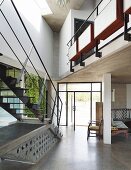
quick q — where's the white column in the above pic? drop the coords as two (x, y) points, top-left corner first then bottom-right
(102, 73), (111, 144)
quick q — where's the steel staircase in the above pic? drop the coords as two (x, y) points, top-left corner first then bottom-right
(0, 0), (62, 133)
(0, 0), (62, 164)
(0, 64), (43, 121)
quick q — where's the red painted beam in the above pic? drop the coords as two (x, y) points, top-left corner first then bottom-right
(125, 7), (131, 14)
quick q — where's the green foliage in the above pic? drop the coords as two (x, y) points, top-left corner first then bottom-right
(25, 73), (46, 117)
(25, 74), (39, 103)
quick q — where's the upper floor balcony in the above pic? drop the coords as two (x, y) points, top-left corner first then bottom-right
(67, 0), (131, 74)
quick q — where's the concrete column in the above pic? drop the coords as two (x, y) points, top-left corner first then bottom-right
(102, 73), (111, 144)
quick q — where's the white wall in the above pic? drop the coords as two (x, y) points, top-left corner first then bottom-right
(80, 0), (95, 19)
(124, 0), (131, 12)
(0, 0), (53, 76)
(52, 32), (59, 80)
(0, 108), (17, 127)
(59, 10), (71, 77)
(59, 8), (95, 77)
(126, 84), (131, 108)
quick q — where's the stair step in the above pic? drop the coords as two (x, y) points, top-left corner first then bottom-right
(0, 88), (28, 91)
(0, 102), (24, 104)
(0, 96), (31, 105)
(0, 96), (21, 98)
(0, 103), (27, 109)
(10, 108), (27, 110)
(0, 68), (44, 121)
(26, 103), (44, 111)
(0, 96), (34, 98)
(5, 76), (17, 87)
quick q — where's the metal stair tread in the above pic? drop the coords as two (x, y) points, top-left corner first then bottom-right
(0, 96), (34, 98)
(0, 88), (28, 91)
(0, 102), (24, 104)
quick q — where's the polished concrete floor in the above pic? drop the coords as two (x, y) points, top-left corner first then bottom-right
(0, 126), (131, 170)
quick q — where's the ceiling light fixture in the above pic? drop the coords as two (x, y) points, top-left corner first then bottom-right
(56, 0), (70, 7)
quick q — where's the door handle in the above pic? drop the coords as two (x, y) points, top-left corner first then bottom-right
(72, 106), (76, 111)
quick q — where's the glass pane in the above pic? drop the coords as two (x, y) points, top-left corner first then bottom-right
(59, 92), (66, 125)
(68, 92), (75, 126)
(59, 84), (67, 91)
(92, 92), (101, 120)
(92, 83), (101, 91)
(8, 69), (14, 77)
(75, 92), (91, 126)
(68, 83), (91, 91)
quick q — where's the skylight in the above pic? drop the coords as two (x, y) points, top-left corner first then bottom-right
(34, 0), (53, 16)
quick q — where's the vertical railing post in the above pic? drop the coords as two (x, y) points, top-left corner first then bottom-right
(95, 40), (102, 58)
(17, 46), (33, 84)
(124, 13), (131, 41)
(51, 95), (57, 124)
(70, 60), (74, 72)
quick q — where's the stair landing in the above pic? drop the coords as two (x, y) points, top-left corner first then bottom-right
(0, 123), (44, 148)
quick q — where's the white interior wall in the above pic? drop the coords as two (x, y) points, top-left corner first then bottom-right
(126, 84), (131, 108)
(97, 0), (110, 14)
(0, 0), (53, 76)
(79, 0), (95, 20)
(52, 32), (59, 80)
(0, 108), (17, 127)
(70, 9), (92, 36)
(59, 11), (71, 77)
(59, 7), (95, 78)
(124, 0), (131, 12)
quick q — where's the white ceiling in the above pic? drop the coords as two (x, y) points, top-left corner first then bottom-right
(43, 0), (86, 32)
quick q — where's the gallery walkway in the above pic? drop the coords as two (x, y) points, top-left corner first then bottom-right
(0, 126), (131, 170)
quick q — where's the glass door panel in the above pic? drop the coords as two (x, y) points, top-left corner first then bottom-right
(59, 92), (67, 126)
(68, 92), (74, 126)
(75, 92), (91, 126)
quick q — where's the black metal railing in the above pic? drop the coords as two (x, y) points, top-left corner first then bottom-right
(67, 0), (131, 68)
(0, 0), (63, 131)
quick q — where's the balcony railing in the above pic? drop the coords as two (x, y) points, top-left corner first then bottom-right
(68, 0), (131, 71)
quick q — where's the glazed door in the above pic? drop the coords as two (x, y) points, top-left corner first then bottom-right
(68, 92), (91, 130)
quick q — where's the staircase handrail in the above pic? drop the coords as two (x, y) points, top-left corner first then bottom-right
(0, 0), (63, 129)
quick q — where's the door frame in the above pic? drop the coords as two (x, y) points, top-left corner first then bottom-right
(58, 82), (102, 130)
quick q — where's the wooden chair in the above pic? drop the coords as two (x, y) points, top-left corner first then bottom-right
(87, 120), (103, 140)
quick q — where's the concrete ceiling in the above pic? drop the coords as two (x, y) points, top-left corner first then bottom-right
(43, 0), (86, 32)
(59, 45), (131, 84)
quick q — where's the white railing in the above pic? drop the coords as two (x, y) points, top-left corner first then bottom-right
(124, 0), (131, 13)
(68, 0), (131, 63)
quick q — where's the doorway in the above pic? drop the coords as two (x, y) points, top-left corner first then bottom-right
(58, 83), (102, 130)
(67, 92), (91, 130)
